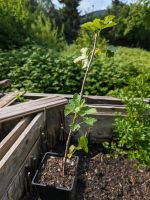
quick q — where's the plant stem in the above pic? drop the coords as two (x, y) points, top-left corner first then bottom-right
(62, 113), (77, 176)
(80, 32), (98, 98)
(62, 129), (72, 176)
(62, 32), (99, 176)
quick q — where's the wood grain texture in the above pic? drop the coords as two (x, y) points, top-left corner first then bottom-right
(1, 138), (41, 200)
(0, 96), (68, 123)
(0, 117), (31, 160)
(0, 112), (44, 199)
(0, 93), (17, 108)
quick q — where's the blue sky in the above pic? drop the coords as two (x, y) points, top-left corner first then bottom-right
(52, 0), (136, 14)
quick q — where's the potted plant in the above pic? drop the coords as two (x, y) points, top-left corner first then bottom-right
(32, 16), (116, 200)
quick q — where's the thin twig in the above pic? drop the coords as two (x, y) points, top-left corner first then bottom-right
(62, 129), (72, 176)
(142, 178), (150, 186)
(80, 33), (98, 98)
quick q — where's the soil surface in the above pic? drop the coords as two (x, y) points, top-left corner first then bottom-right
(23, 145), (150, 200)
(76, 146), (150, 200)
(37, 156), (77, 189)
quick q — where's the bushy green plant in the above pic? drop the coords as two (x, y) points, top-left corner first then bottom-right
(6, 44), (81, 93)
(0, 0), (33, 49)
(104, 74), (150, 167)
(0, 0), (65, 49)
(106, 0), (150, 50)
(1, 44), (150, 95)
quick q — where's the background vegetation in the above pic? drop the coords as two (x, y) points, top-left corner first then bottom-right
(0, 0), (150, 98)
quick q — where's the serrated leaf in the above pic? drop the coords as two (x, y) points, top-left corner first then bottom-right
(81, 22), (95, 31)
(67, 145), (77, 158)
(77, 135), (88, 153)
(93, 18), (105, 30)
(84, 117), (97, 125)
(64, 93), (82, 116)
(64, 104), (74, 116)
(70, 123), (80, 132)
(80, 107), (97, 116)
(81, 16), (116, 32)
(104, 15), (115, 23)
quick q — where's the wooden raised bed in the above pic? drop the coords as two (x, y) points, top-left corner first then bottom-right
(1, 93), (149, 200)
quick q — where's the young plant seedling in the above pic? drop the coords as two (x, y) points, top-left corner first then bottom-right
(62, 16), (116, 175)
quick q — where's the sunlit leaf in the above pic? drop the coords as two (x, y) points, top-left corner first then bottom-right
(70, 123), (80, 132)
(84, 117), (97, 125)
(77, 135), (88, 153)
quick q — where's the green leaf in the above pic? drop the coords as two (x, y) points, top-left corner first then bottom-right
(81, 22), (95, 31)
(65, 104), (74, 116)
(84, 117), (97, 125)
(93, 18), (105, 30)
(77, 135), (88, 153)
(64, 93), (82, 116)
(80, 107), (97, 116)
(70, 123), (80, 132)
(81, 16), (116, 32)
(67, 145), (77, 158)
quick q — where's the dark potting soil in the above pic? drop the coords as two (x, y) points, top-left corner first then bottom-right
(24, 145), (150, 200)
(37, 156), (77, 189)
(76, 147), (150, 200)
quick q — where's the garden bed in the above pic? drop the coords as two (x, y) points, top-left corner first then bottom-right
(76, 145), (150, 200)
(1, 93), (149, 200)
(23, 144), (150, 200)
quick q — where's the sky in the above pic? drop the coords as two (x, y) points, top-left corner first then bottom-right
(52, 0), (136, 14)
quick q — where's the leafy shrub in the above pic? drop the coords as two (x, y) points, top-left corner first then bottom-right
(106, 0), (150, 50)
(0, 45), (150, 96)
(6, 44), (82, 93)
(0, 0), (65, 49)
(104, 75), (150, 167)
(0, 0), (33, 49)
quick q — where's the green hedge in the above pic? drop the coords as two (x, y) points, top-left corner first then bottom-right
(0, 45), (150, 95)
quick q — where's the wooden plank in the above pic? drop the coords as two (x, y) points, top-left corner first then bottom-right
(1, 137), (41, 200)
(0, 112), (44, 199)
(24, 93), (123, 104)
(0, 96), (65, 115)
(0, 95), (59, 114)
(0, 79), (11, 88)
(0, 93), (17, 108)
(0, 117), (31, 160)
(0, 96), (68, 123)
(90, 104), (126, 114)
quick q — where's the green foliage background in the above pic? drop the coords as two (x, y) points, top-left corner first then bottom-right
(106, 0), (150, 50)
(0, 44), (150, 97)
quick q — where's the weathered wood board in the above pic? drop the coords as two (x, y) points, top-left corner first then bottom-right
(0, 96), (68, 123)
(0, 117), (31, 160)
(1, 137), (41, 200)
(0, 80), (11, 88)
(0, 92), (17, 108)
(0, 112), (44, 199)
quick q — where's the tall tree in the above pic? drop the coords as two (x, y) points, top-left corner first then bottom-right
(59, 0), (81, 43)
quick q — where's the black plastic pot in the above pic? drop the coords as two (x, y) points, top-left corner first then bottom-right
(32, 152), (79, 200)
